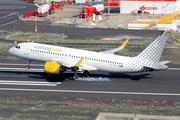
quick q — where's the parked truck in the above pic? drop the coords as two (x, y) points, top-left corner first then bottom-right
(27, 0), (34, 2)
(35, 2), (55, 16)
(79, 4), (104, 18)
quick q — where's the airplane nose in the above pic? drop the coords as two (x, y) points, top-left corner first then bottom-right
(8, 47), (14, 55)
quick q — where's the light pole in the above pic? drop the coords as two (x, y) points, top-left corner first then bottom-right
(35, 0), (37, 36)
(108, 0), (109, 16)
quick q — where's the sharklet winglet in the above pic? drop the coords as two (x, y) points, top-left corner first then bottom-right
(121, 38), (129, 48)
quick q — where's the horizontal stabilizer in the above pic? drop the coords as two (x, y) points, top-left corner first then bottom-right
(159, 61), (171, 65)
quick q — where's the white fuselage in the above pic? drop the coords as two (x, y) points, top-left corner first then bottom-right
(9, 42), (133, 73)
(8, 35), (169, 75)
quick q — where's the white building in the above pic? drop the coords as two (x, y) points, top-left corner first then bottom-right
(120, 0), (180, 14)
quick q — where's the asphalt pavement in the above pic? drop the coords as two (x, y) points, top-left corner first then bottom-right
(0, 60), (180, 101)
(0, 21), (163, 40)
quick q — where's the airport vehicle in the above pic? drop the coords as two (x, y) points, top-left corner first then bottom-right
(8, 34), (169, 80)
(35, 2), (55, 16)
(79, 4), (104, 18)
(27, 0), (34, 2)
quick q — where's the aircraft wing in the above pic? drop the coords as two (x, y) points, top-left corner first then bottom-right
(50, 58), (98, 71)
(101, 38), (129, 54)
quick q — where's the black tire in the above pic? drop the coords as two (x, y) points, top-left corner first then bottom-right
(49, 9), (54, 14)
(72, 74), (79, 80)
(25, 66), (30, 70)
(51, 9), (54, 13)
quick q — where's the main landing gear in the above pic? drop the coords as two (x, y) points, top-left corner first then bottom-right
(72, 73), (79, 80)
(25, 60), (31, 70)
(72, 67), (79, 80)
(72, 70), (90, 80)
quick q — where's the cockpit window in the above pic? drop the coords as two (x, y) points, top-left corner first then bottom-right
(15, 45), (20, 49)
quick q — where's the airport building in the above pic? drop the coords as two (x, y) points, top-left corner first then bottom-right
(108, 0), (180, 14)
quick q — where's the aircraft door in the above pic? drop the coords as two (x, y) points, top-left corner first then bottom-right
(24, 45), (31, 55)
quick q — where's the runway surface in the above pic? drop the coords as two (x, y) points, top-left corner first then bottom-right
(0, 60), (180, 101)
(0, 1), (34, 28)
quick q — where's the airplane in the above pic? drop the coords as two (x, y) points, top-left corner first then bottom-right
(8, 33), (170, 80)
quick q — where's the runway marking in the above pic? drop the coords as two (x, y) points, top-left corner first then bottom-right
(168, 68), (180, 70)
(0, 75), (27, 77)
(0, 12), (17, 20)
(100, 38), (123, 40)
(0, 5), (26, 10)
(0, 68), (44, 71)
(0, 80), (61, 86)
(0, 63), (44, 66)
(0, 88), (180, 96)
(0, 20), (18, 27)
(0, 75), (61, 79)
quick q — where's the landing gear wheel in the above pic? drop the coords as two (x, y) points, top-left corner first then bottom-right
(26, 60), (31, 70)
(25, 66), (30, 70)
(51, 9), (54, 13)
(72, 74), (79, 80)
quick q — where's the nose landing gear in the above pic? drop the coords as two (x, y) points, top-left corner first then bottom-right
(25, 60), (31, 70)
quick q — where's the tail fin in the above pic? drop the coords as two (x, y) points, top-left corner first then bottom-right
(137, 35), (168, 63)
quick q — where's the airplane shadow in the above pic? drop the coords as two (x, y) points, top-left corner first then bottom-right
(0, 70), (152, 82)
(0, 71), (68, 83)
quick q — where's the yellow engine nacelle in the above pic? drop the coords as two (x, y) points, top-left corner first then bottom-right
(44, 62), (62, 75)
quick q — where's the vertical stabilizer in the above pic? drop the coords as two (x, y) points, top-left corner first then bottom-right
(124, 35), (168, 73)
(137, 36), (167, 63)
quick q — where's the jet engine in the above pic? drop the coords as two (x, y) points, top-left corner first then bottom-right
(44, 62), (64, 75)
